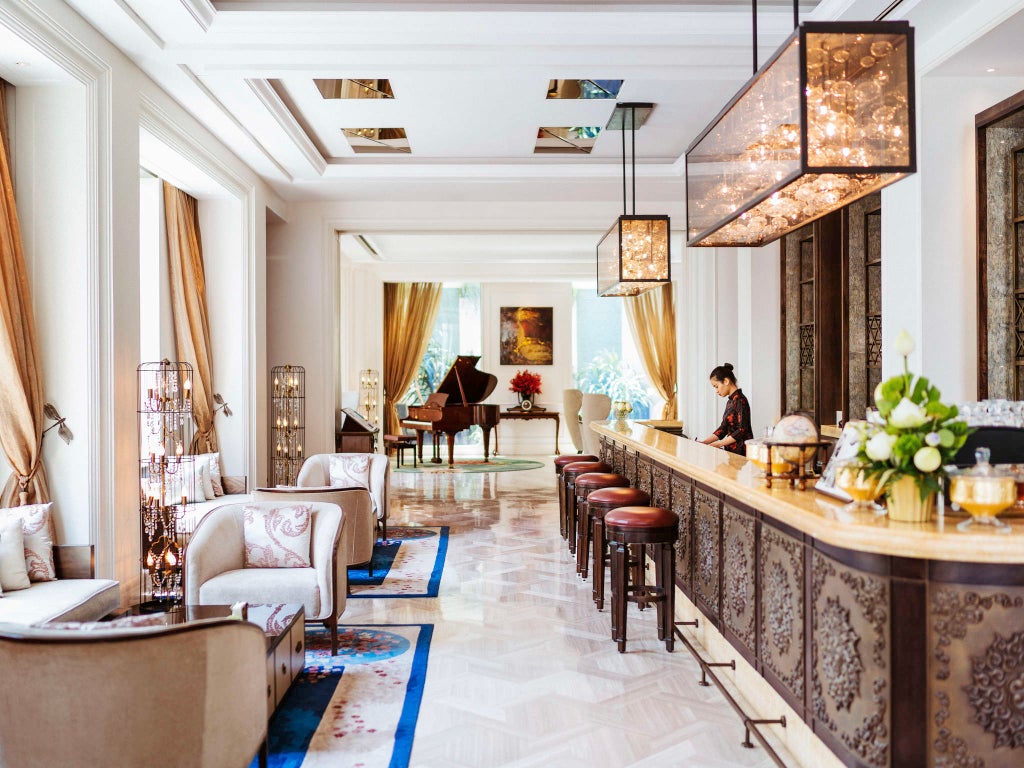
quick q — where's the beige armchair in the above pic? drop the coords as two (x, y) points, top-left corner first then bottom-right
(563, 388), (584, 453)
(253, 486), (375, 574)
(0, 619), (267, 768)
(185, 501), (347, 654)
(580, 393), (612, 456)
(297, 453), (390, 540)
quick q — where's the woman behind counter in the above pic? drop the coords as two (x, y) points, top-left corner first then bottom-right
(700, 363), (753, 454)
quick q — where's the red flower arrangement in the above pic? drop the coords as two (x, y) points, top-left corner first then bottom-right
(509, 370), (542, 398)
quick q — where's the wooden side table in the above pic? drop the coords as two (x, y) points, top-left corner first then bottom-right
(498, 410), (560, 454)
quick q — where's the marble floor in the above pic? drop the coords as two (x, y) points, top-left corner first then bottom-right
(343, 458), (792, 768)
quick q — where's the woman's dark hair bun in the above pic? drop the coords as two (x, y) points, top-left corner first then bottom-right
(722, 363), (734, 371)
(710, 363), (738, 384)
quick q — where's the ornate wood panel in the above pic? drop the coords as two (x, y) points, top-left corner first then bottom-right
(928, 584), (1024, 768)
(610, 442), (624, 474)
(759, 524), (805, 705)
(651, 463), (671, 509)
(671, 473), (693, 596)
(636, 456), (653, 499)
(693, 487), (721, 623)
(598, 435), (610, 463)
(811, 550), (891, 768)
(622, 447), (637, 485)
(721, 504), (756, 657)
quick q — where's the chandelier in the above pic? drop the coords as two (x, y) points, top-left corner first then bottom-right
(685, 20), (915, 247)
(597, 103), (671, 297)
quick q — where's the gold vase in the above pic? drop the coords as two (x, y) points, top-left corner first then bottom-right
(885, 475), (935, 523)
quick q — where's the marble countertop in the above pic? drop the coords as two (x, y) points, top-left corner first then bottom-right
(597, 420), (1024, 563)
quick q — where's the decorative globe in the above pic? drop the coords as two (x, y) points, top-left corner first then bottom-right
(769, 413), (819, 464)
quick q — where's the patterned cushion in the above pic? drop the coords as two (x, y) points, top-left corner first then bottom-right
(40, 613), (169, 630)
(0, 517), (30, 592)
(328, 454), (371, 492)
(242, 504), (312, 568)
(196, 452), (223, 497)
(0, 502), (57, 582)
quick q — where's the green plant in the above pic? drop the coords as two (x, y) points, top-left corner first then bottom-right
(853, 330), (970, 500)
(577, 350), (651, 416)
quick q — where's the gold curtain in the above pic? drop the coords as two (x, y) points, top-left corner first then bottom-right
(163, 181), (218, 453)
(0, 81), (50, 506)
(383, 282), (443, 435)
(624, 283), (678, 420)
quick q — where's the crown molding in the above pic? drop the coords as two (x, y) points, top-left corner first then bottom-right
(246, 78), (326, 176)
(179, 0), (217, 31)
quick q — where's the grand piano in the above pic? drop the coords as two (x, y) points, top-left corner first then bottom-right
(401, 355), (500, 467)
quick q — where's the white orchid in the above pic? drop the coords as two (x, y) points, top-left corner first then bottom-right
(894, 329), (915, 358)
(888, 398), (928, 429)
(865, 432), (896, 462)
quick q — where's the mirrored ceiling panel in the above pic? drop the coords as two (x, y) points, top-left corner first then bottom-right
(316, 78), (394, 99)
(546, 79), (623, 99)
(534, 127), (601, 154)
(343, 128), (410, 153)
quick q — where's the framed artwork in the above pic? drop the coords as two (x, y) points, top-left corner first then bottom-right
(814, 420), (866, 502)
(500, 306), (553, 365)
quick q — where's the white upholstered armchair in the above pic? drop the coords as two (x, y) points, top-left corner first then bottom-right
(0, 619), (267, 768)
(185, 500), (348, 654)
(563, 388), (585, 453)
(580, 393), (612, 456)
(297, 453), (390, 540)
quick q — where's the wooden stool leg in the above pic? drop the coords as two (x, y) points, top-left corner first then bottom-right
(612, 539), (629, 653)
(558, 481), (566, 539)
(654, 543), (666, 641)
(576, 495), (591, 577)
(633, 544), (645, 611)
(663, 542), (675, 651)
(566, 483), (577, 555)
(592, 515), (605, 610)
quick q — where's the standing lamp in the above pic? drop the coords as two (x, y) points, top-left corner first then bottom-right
(685, 9), (915, 247)
(596, 103), (671, 297)
(270, 365), (305, 485)
(138, 360), (193, 606)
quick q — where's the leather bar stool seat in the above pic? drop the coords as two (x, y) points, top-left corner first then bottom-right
(585, 487), (650, 610)
(574, 472), (629, 577)
(561, 461), (612, 555)
(605, 506), (679, 653)
(554, 454), (598, 539)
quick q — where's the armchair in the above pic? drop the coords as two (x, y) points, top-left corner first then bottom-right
(0, 619), (267, 768)
(580, 393), (612, 456)
(253, 486), (375, 574)
(297, 453), (390, 540)
(563, 388), (584, 453)
(185, 501), (347, 654)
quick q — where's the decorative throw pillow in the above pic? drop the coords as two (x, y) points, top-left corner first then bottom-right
(222, 476), (247, 495)
(0, 502), (57, 582)
(0, 518), (31, 592)
(196, 452), (223, 497)
(242, 504), (312, 568)
(328, 453), (371, 491)
(178, 460), (208, 503)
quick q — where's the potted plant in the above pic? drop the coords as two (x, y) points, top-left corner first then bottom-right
(509, 370), (542, 410)
(851, 330), (970, 521)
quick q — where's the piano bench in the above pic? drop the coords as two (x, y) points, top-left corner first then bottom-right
(383, 434), (418, 468)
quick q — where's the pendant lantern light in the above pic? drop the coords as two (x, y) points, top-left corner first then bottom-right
(685, 6), (915, 248)
(597, 103), (671, 297)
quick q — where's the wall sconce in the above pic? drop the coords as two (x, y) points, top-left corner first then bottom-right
(597, 103), (671, 296)
(685, 21), (915, 247)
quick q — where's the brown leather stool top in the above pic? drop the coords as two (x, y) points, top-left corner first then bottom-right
(586, 488), (651, 610)
(573, 473), (630, 577)
(605, 506), (679, 533)
(562, 460), (612, 478)
(554, 454), (599, 475)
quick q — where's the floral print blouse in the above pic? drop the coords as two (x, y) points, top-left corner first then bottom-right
(713, 389), (753, 454)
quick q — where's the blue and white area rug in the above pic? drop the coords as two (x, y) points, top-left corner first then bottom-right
(256, 624), (433, 768)
(348, 526), (448, 598)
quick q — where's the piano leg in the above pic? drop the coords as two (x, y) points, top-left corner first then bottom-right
(445, 431), (457, 467)
(430, 430), (442, 464)
(481, 425), (493, 462)
(415, 430), (425, 463)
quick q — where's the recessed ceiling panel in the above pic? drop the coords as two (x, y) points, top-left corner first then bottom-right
(314, 78), (394, 99)
(546, 79), (623, 99)
(535, 127), (601, 154)
(343, 128), (410, 153)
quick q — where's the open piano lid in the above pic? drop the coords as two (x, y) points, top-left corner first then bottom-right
(435, 355), (498, 405)
(336, 407), (379, 434)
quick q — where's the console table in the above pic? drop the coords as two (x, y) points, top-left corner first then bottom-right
(594, 419), (1024, 768)
(497, 410), (560, 454)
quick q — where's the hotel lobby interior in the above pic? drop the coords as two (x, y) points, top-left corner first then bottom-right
(3, 0), (1024, 766)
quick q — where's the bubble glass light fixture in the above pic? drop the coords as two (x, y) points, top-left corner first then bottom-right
(685, 21), (915, 247)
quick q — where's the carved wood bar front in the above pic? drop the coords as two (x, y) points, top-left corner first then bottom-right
(595, 421), (1024, 768)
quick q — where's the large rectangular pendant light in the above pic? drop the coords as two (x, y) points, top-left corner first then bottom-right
(597, 103), (671, 297)
(685, 21), (915, 248)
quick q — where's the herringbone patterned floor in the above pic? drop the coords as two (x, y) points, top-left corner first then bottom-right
(342, 458), (792, 767)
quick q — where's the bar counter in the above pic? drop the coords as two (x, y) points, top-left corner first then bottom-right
(593, 420), (1024, 768)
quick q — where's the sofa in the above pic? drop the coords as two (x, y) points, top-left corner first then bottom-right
(297, 453), (390, 539)
(0, 544), (120, 625)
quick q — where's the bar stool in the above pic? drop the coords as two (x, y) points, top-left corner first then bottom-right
(574, 472), (629, 577)
(605, 506), (679, 653)
(562, 461), (613, 555)
(586, 486), (650, 610)
(554, 454), (598, 539)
